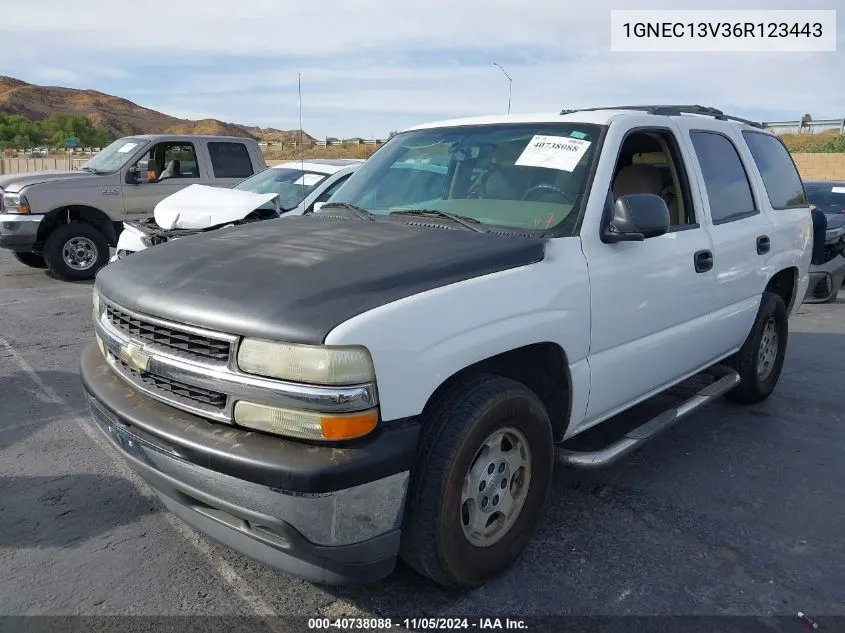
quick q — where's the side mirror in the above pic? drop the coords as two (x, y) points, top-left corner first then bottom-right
(603, 193), (670, 243)
(128, 159), (154, 184)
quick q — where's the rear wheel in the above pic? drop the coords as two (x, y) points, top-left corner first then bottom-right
(400, 375), (554, 588)
(13, 251), (47, 268)
(43, 222), (109, 281)
(724, 291), (788, 404)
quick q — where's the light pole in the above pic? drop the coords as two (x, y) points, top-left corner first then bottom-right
(492, 63), (512, 114)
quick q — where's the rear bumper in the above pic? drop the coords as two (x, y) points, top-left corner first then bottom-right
(0, 213), (42, 251)
(80, 343), (420, 585)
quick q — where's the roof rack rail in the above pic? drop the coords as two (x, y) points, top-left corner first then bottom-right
(559, 105), (763, 128)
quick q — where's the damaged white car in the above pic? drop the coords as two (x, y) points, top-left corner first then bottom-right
(110, 159), (362, 261)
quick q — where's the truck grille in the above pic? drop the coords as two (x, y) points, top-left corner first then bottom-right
(115, 358), (227, 410)
(105, 304), (231, 363)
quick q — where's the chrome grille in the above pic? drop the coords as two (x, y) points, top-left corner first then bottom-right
(105, 304), (231, 363)
(115, 357), (227, 410)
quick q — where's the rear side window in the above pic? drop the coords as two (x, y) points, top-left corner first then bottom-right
(689, 131), (756, 225)
(742, 131), (808, 209)
(208, 142), (254, 179)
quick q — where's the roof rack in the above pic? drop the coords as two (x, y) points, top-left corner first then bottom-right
(558, 105), (763, 128)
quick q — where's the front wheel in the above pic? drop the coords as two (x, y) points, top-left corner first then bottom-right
(43, 223), (109, 281)
(724, 291), (788, 404)
(400, 375), (554, 588)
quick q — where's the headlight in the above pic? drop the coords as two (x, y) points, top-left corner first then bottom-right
(824, 227), (845, 244)
(233, 401), (378, 441)
(92, 288), (101, 322)
(2, 193), (31, 214)
(237, 339), (375, 385)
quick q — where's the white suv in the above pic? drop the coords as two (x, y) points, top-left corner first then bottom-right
(82, 105), (811, 589)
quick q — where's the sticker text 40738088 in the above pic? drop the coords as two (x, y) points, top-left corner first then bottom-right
(514, 135), (592, 173)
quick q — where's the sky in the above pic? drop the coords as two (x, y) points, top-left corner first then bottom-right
(1, 0), (843, 139)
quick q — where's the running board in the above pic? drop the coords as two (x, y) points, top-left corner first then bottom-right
(556, 365), (740, 470)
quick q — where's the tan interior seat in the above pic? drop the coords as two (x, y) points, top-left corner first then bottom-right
(612, 164), (680, 225)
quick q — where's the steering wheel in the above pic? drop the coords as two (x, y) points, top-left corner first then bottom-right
(521, 184), (575, 204)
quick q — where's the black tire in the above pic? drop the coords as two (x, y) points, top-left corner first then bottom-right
(43, 223), (109, 281)
(724, 291), (788, 404)
(13, 251), (47, 268)
(400, 374), (554, 589)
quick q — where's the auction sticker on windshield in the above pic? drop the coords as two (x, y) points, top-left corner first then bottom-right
(515, 135), (591, 172)
(832, 187), (845, 194)
(117, 142), (139, 153)
(294, 174), (325, 186)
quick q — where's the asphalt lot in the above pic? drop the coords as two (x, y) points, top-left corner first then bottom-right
(1, 248), (843, 621)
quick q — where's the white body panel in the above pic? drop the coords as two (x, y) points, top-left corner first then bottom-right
(325, 238), (592, 427)
(154, 185), (278, 230)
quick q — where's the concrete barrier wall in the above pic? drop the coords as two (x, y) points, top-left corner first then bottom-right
(792, 153), (845, 181)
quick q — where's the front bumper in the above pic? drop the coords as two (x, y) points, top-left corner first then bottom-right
(80, 343), (420, 585)
(0, 213), (43, 251)
(805, 252), (845, 303)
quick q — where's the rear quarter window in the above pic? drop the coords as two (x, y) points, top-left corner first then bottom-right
(689, 131), (757, 225)
(741, 131), (808, 209)
(208, 142), (255, 179)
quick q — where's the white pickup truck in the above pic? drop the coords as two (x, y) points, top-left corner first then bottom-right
(81, 105), (812, 589)
(0, 134), (266, 280)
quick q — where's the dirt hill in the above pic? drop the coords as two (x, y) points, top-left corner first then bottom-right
(0, 76), (312, 142)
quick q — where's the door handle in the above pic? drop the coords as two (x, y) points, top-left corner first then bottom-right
(757, 235), (771, 255)
(694, 249), (714, 273)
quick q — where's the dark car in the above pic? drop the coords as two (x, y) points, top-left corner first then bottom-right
(803, 180), (845, 303)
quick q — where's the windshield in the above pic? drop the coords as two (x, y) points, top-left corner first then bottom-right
(805, 183), (845, 214)
(234, 167), (329, 210)
(81, 138), (148, 173)
(329, 123), (601, 232)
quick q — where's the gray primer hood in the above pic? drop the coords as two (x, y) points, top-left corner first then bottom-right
(95, 215), (546, 344)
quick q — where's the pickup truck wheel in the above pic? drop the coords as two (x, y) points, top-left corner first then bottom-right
(400, 375), (554, 588)
(13, 251), (47, 268)
(724, 291), (788, 404)
(43, 223), (109, 281)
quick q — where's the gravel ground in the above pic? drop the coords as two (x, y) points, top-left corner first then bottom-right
(1, 249), (843, 624)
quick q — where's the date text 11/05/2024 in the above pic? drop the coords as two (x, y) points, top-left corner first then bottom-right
(308, 618), (528, 630)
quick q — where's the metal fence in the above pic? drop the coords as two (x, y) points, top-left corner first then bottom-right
(0, 156), (88, 175)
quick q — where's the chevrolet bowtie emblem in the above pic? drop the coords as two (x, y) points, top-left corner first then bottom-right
(119, 342), (150, 372)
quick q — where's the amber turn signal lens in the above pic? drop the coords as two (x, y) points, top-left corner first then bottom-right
(320, 410), (379, 441)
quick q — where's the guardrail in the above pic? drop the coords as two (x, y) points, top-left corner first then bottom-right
(762, 118), (845, 135)
(258, 138), (385, 148)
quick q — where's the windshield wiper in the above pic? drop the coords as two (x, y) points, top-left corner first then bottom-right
(318, 202), (376, 221)
(78, 166), (98, 173)
(389, 209), (486, 233)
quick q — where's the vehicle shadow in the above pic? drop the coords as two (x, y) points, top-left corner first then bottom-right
(0, 474), (159, 549)
(43, 270), (95, 285)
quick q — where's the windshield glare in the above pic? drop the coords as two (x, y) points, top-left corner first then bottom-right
(330, 123), (601, 232)
(82, 138), (148, 173)
(235, 167), (328, 210)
